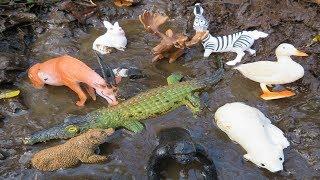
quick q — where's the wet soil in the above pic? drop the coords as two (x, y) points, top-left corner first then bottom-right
(0, 0), (319, 179)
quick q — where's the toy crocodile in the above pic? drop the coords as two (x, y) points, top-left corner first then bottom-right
(23, 60), (224, 145)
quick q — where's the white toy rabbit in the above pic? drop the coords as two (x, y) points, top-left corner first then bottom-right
(92, 20), (128, 54)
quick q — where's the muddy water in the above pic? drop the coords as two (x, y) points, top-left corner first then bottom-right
(1, 0), (320, 179)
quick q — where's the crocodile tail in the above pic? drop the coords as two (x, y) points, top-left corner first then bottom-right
(196, 57), (224, 88)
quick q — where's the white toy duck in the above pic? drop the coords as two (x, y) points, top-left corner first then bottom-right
(214, 102), (290, 172)
(92, 20), (127, 54)
(234, 43), (308, 100)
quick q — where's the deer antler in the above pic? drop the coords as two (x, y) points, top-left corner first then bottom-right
(139, 11), (168, 38)
(186, 31), (209, 47)
(114, 0), (134, 7)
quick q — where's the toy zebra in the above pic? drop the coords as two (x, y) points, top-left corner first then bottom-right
(202, 30), (269, 65)
(193, 3), (209, 32)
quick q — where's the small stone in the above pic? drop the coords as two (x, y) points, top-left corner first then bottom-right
(19, 151), (33, 165)
(0, 152), (5, 160)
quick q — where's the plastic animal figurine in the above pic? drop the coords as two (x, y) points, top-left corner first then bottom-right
(147, 127), (217, 179)
(94, 52), (145, 85)
(193, 3), (209, 32)
(234, 43), (308, 100)
(92, 20), (127, 54)
(23, 59), (224, 145)
(28, 55), (119, 107)
(198, 30), (268, 65)
(139, 11), (188, 63)
(214, 102), (290, 172)
(31, 128), (114, 171)
(185, 3), (210, 47)
(114, 0), (139, 7)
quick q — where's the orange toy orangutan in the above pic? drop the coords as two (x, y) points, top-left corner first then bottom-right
(28, 55), (119, 107)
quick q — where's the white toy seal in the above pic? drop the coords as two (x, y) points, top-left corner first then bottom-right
(214, 102), (290, 172)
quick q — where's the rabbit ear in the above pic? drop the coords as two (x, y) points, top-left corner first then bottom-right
(114, 22), (120, 28)
(103, 21), (113, 29)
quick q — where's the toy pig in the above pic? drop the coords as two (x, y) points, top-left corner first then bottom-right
(214, 102), (290, 172)
(28, 55), (119, 107)
(92, 20), (127, 54)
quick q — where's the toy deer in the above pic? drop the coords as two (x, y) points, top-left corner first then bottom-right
(28, 55), (120, 107)
(139, 11), (188, 63)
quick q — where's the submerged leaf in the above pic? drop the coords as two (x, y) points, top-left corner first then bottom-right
(312, 34), (320, 42)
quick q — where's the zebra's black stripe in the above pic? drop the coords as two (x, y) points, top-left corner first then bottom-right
(203, 34), (210, 42)
(215, 36), (220, 51)
(205, 45), (215, 49)
(234, 39), (247, 48)
(206, 47), (216, 50)
(212, 36), (219, 51)
(240, 35), (251, 39)
(221, 36), (224, 51)
(238, 37), (251, 46)
(225, 36), (229, 50)
(233, 43), (242, 48)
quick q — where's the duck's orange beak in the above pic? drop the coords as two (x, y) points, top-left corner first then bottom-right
(294, 50), (308, 57)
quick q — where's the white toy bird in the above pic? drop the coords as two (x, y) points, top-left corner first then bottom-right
(234, 43), (308, 100)
(92, 20), (127, 54)
(201, 30), (268, 65)
(214, 102), (290, 173)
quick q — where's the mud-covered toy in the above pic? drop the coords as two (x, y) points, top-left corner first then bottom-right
(31, 128), (114, 171)
(28, 55), (119, 107)
(234, 43), (308, 100)
(92, 20), (127, 54)
(139, 11), (188, 63)
(147, 127), (217, 179)
(214, 102), (289, 172)
(23, 60), (224, 145)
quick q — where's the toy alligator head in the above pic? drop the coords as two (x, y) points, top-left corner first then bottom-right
(23, 116), (90, 145)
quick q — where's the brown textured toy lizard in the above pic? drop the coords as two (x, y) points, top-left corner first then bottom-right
(31, 128), (114, 171)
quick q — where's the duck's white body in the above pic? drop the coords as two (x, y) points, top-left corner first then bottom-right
(234, 43), (308, 100)
(214, 102), (289, 172)
(234, 55), (304, 85)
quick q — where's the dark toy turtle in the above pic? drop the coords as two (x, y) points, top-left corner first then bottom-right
(147, 127), (218, 180)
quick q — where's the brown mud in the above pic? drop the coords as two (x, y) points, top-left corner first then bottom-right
(0, 0), (319, 179)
